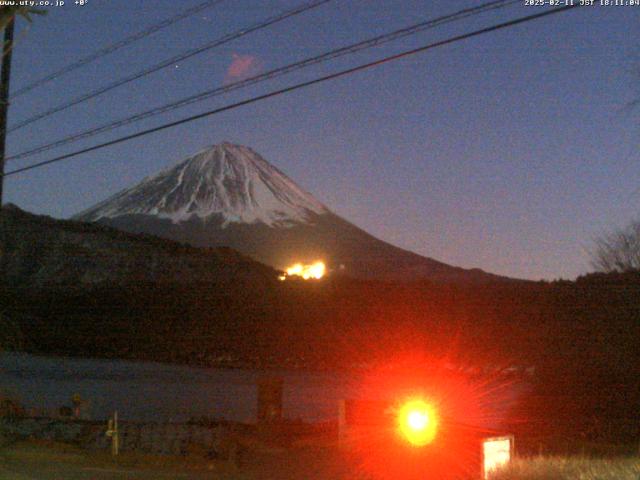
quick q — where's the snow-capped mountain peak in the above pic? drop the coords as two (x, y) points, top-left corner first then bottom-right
(75, 142), (328, 227)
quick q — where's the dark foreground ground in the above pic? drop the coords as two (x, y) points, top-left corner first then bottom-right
(1, 440), (639, 480)
(0, 440), (357, 480)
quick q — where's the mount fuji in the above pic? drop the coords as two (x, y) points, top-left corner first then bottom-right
(75, 142), (504, 282)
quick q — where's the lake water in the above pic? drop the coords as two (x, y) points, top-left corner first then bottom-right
(0, 353), (362, 422)
(0, 353), (524, 426)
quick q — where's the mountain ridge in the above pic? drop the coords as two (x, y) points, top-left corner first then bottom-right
(75, 142), (513, 283)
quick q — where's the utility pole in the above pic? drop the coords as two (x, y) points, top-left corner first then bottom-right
(0, 16), (14, 207)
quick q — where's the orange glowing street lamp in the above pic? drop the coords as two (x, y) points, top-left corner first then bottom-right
(397, 399), (438, 447)
(338, 359), (516, 480)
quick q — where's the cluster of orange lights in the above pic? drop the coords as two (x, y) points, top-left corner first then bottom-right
(278, 261), (326, 280)
(397, 399), (439, 447)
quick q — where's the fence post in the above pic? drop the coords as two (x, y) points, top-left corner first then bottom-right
(106, 411), (119, 456)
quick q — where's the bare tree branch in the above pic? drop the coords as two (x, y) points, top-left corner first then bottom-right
(591, 220), (640, 273)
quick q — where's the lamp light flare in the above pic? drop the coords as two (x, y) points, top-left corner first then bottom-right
(407, 410), (429, 430)
(397, 399), (438, 447)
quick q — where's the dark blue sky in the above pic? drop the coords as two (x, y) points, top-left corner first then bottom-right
(4, 1), (639, 280)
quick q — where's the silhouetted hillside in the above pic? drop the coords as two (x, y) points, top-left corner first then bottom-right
(0, 203), (278, 288)
(1, 205), (639, 445)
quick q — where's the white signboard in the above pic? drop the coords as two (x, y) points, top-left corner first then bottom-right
(482, 436), (513, 479)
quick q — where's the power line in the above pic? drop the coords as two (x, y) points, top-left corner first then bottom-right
(7, 0), (332, 134)
(7, 0), (519, 163)
(2, 4), (582, 179)
(12, 0), (226, 99)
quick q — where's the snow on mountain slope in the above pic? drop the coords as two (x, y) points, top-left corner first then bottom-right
(76, 142), (327, 227)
